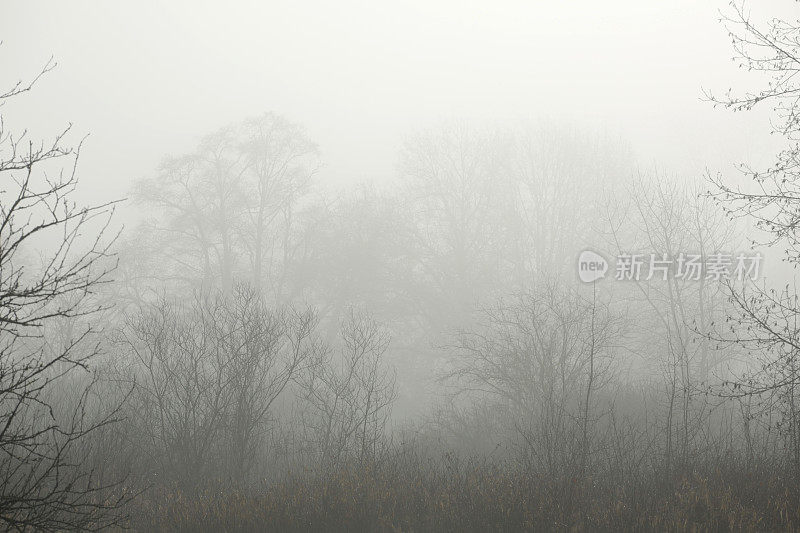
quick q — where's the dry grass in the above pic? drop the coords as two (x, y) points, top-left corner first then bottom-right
(126, 459), (800, 532)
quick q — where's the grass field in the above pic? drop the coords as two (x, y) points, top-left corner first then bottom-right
(126, 459), (800, 532)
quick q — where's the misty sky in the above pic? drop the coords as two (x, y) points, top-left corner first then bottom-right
(0, 1), (789, 210)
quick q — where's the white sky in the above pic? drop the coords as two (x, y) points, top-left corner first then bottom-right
(0, 0), (792, 212)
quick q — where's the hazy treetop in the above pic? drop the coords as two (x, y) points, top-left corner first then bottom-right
(0, 0), (791, 214)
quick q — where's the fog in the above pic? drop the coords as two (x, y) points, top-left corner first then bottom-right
(3, 1), (800, 531)
(1, 0), (787, 200)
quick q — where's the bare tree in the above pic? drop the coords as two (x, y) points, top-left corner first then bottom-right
(117, 284), (316, 488)
(0, 57), (125, 530)
(298, 309), (397, 470)
(605, 177), (735, 472)
(706, 1), (800, 263)
(441, 282), (619, 475)
(705, 1), (800, 474)
(506, 123), (630, 288)
(130, 114), (318, 299)
(703, 281), (800, 474)
(219, 285), (318, 482)
(399, 123), (513, 335)
(236, 114), (319, 299)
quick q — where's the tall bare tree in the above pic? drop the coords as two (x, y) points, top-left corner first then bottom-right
(705, 0), (800, 474)
(605, 177), (735, 471)
(130, 114), (318, 299)
(0, 57), (125, 530)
